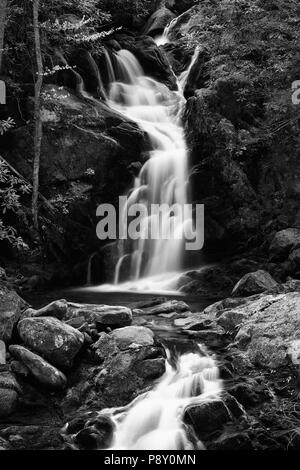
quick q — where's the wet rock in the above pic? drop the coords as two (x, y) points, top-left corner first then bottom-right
(91, 332), (119, 363)
(21, 300), (68, 321)
(0, 286), (26, 342)
(232, 270), (278, 297)
(9, 345), (67, 390)
(67, 303), (132, 330)
(10, 360), (30, 378)
(184, 327), (227, 349)
(69, 413), (115, 450)
(217, 310), (247, 331)
(0, 437), (11, 450)
(269, 228), (300, 261)
(227, 381), (271, 408)
(92, 345), (165, 408)
(289, 248), (300, 271)
(0, 340), (6, 364)
(184, 47), (210, 98)
(184, 393), (244, 439)
(66, 316), (86, 329)
(18, 317), (84, 369)
(116, 34), (177, 89)
(142, 7), (176, 36)
(287, 339), (300, 365)
(234, 292), (300, 368)
(133, 300), (189, 316)
(111, 326), (154, 350)
(0, 371), (21, 417)
(208, 431), (254, 450)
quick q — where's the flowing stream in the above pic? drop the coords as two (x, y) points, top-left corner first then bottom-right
(103, 47), (195, 289)
(67, 26), (222, 452)
(102, 348), (222, 450)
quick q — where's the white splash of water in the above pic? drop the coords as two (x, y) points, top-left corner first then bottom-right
(105, 48), (193, 287)
(103, 349), (222, 450)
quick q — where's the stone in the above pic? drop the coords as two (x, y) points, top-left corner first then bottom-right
(0, 287), (25, 342)
(289, 248), (300, 270)
(9, 345), (67, 390)
(92, 332), (119, 363)
(234, 292), (300, 368)
(10, 360), (30, 378)
(183, 393), (244, 439)
(133, 300), (189, 316)
(208, 431), (254, 450)
(232, 270), (278, 297)
(111, 326), (154, 350)
(142, 7), (176, 36)
(287, 340), (300, 365)
(0, 371), (21, 417)
(0, 340), (6, 365)
(70, 413), (115, 450)
(22, 299), (68, 321)
(18, 317), (84, 369)
(269, 228), (300, 261)
(217, 309), (248, 331)
(227, 381), (271, 408)
(184, 327), (227, 349)
(67, 303), (132, 330)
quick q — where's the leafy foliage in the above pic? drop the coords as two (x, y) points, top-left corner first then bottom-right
(0, 118), (30, 250)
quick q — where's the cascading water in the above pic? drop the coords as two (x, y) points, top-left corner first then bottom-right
(103, 48), (195, 288)
(98, 348), (222, 450)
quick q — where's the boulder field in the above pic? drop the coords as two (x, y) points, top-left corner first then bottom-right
(0, 271), (299, 450)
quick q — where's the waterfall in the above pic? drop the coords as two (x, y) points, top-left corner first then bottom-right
(104, 48), (194, 286)
(101, 348), (222, 450)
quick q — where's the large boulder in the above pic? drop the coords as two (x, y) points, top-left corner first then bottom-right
(18, 317), (84, 369)
(133, 300), (189, 316)
(183, 393), (243, 439)
(67, 304), (132, 329)
(115, 34), (177, 89)
(9, 345), (67, 390)
(142, 7), (176, 36)
(270, 228), (300, 261)
(235, 292), (300, 368)
(21, 299), (68, 321)
(0, 371), (21, 417)
(0, 287), (25, 342)
(111, 326), (154, 350)
(232, 270), (278, 297)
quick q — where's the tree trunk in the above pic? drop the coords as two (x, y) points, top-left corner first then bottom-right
(0, 0), (8, 74)
(32, 0), (43, 231)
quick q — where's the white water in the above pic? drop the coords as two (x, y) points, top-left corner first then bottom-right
(104, 48), (194, 289)
(102, 349), (222, 450)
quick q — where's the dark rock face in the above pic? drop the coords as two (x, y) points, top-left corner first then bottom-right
(66, 304), (132, 330)
(66, 413), (115, 450)
(0, 287), (26, 342)
(234, 292), (300, 368)
(208, 431), (254, 450)
(142, 7), (176, 36)
(9, 345), (67, 390)
(184, 393), (243, 439)
(18, 317), (84, 369)
(110, 326), (154, 349)
(269, 228), (300, 261)
(21, 299), (68, 321)
(184, 87), (262, 250)
(101, 0), (158, 29)
(115, 34), (177, 89)
(232, 270), (278, 297)
(0, 371), (21, 417)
